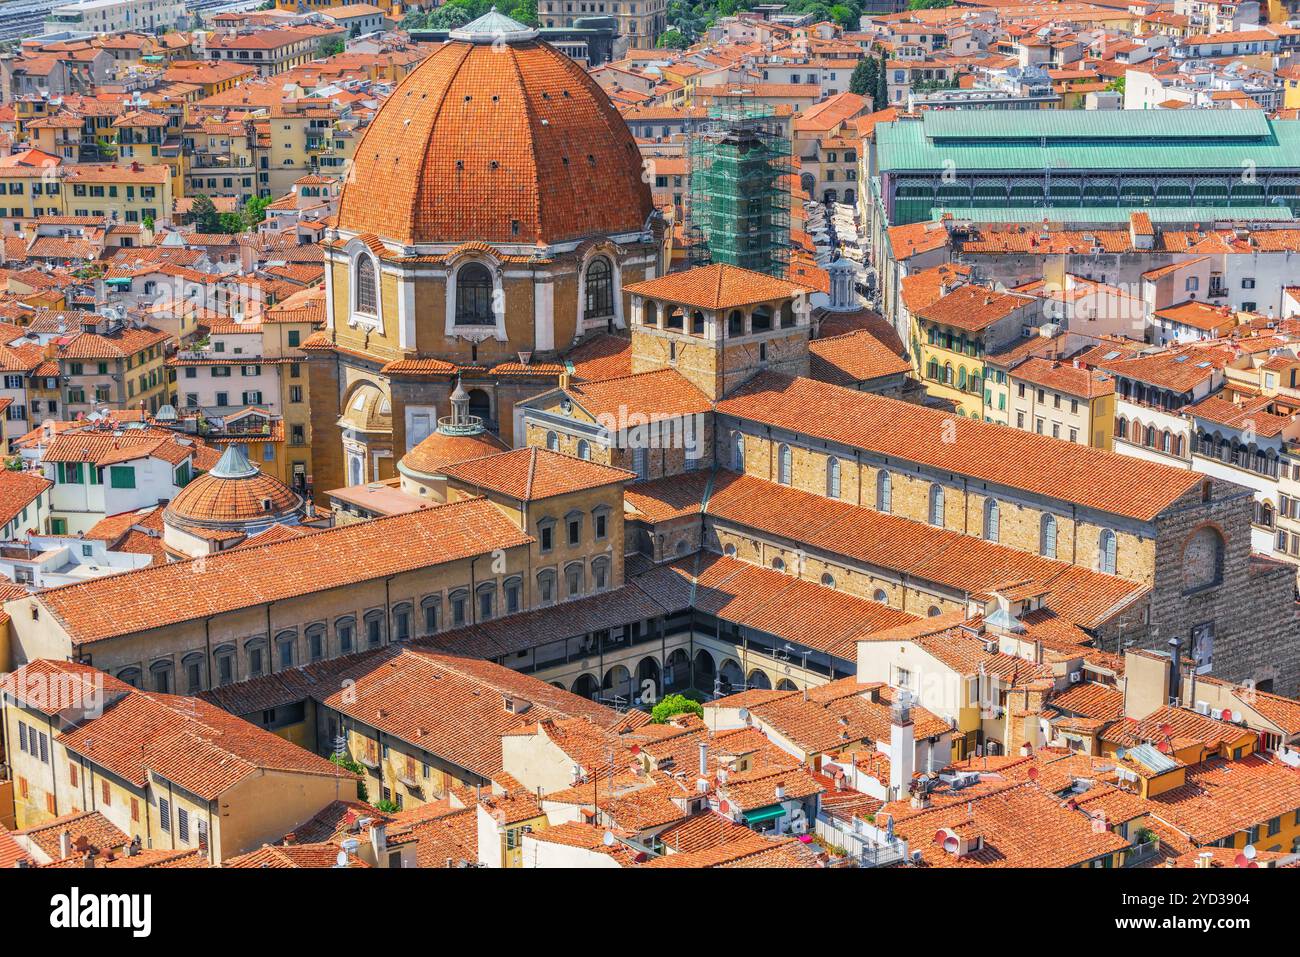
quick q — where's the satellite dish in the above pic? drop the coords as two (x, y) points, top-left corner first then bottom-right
(1243, 844), (1257, 860)
(943, 836), (960, 854)
(1027, 767), (1039, 781)
(335, 850), (348, 867)
(738, 708), (750, 721)
(602, 830), (615, 847)
(1221, 709), (1233, 722)
(1235, 853), (1250, 868)
(630, 744), (640, 755)
(1160, 723), (1173, 737)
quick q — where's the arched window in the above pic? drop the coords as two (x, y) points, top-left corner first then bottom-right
(455, 262), (494, 325)
(355, 252), (377, 315)
(363, 610), (385, 647)
(983, 498), (1000, 542)
(275, 629), (297, 669)
(820, 572), (835, 588)
(244, 637), (267, 678)
(927, 606), (942, 617)
(723, 543), (737, 557)
(772, 556), (786, 572)
(1116, 416), (1128, 440)
(1145, 424), (1157, 448)
(335, 616), (355, 655)
(1098, 529), (1118, 575)
(928, 483), (945, 527)
(576, 439), (590, 460)
(1161, 429), (1172, 453)
(117, 667), (142, 688)
(957, 366), (967, 391)
(876, 469), (891, 513)
(827, 456), (841, 499)
(546, 431), (558, 451)
(732, 431), (745, 471)
(564, 562), (584, 598)
(449, 589), (469, 627)
(476, 582), (496, 621)
(181, 652), (205, 693)
(149, 660), (173, 694)
(421, 595), (442, 634)
(536, 569), (557, 605)
(591, 557), (611, 592)
(873, 589), (888, 603)
(392, 603), (412, 641)
(306, 623), (326, 662)
(584, 256), (613, 320)
(1040, 513), (1057, 559)
(778, 444), (792, 485)
(503, 577), (522, 614)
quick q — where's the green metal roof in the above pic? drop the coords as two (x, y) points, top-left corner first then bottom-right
(929, 205), (1298, 224)
(920, 109), (1272, 141)
(877, 113), (1300, 173)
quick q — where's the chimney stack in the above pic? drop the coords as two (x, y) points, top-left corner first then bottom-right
(59, 831), (72, 860)
(888, 696), (915, 800)
(370, 822), (387, 865)
(698, 742), (708, 778)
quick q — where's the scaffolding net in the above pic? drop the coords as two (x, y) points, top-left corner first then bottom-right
(687, 97), (793, 277)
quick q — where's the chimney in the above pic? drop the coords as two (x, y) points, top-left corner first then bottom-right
(59, 831), (72, 860)
(698, 742), (708, 777)
(1168, 637), (1183, 706)
(888, 696), (915, 800)
(370, 821), (387, 864)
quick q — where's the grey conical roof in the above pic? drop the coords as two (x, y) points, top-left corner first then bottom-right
(450, 7), (538, 44)
(209, 442), (259, 480)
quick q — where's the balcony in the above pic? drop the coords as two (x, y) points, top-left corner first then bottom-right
(191, 153), (251, 170)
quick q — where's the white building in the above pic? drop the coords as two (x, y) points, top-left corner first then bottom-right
(44, 0), (185, 36)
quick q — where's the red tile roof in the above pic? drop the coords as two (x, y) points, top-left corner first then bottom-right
(716, 372), (1203, 522)
(438, 446), (635, 501)
(35, 497), (534, 646)
(624, 262), (813, 311)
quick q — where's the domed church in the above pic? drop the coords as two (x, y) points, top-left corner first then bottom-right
(310, 9), (664, 492)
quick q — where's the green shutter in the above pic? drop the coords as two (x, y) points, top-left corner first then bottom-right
(109, 466), (136, 489)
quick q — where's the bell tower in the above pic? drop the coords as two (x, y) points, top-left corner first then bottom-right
(622, 263), (812, 401)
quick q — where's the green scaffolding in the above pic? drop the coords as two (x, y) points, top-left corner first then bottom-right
(687, 98), (793, 277)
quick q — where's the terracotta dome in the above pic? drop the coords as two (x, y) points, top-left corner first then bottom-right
(165, 444), (304, 527)
(401, 428), (508, 477)
(335, 10), (653, 247)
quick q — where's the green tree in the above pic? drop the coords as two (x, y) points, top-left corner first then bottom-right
(850, 56), (876, 98)
(651, 693), (704, 724)
(243, 195), (272, 226)
(506, 0), (538, 25)
(321, 37), (344, 56)
(829, 2), (860, 29)
(217, 210), (248, 234)
(657, 28), (689, 49)
(907, 0), (952, 8)
(191, 193), (221, 234)
(875, 53), (888, 111)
